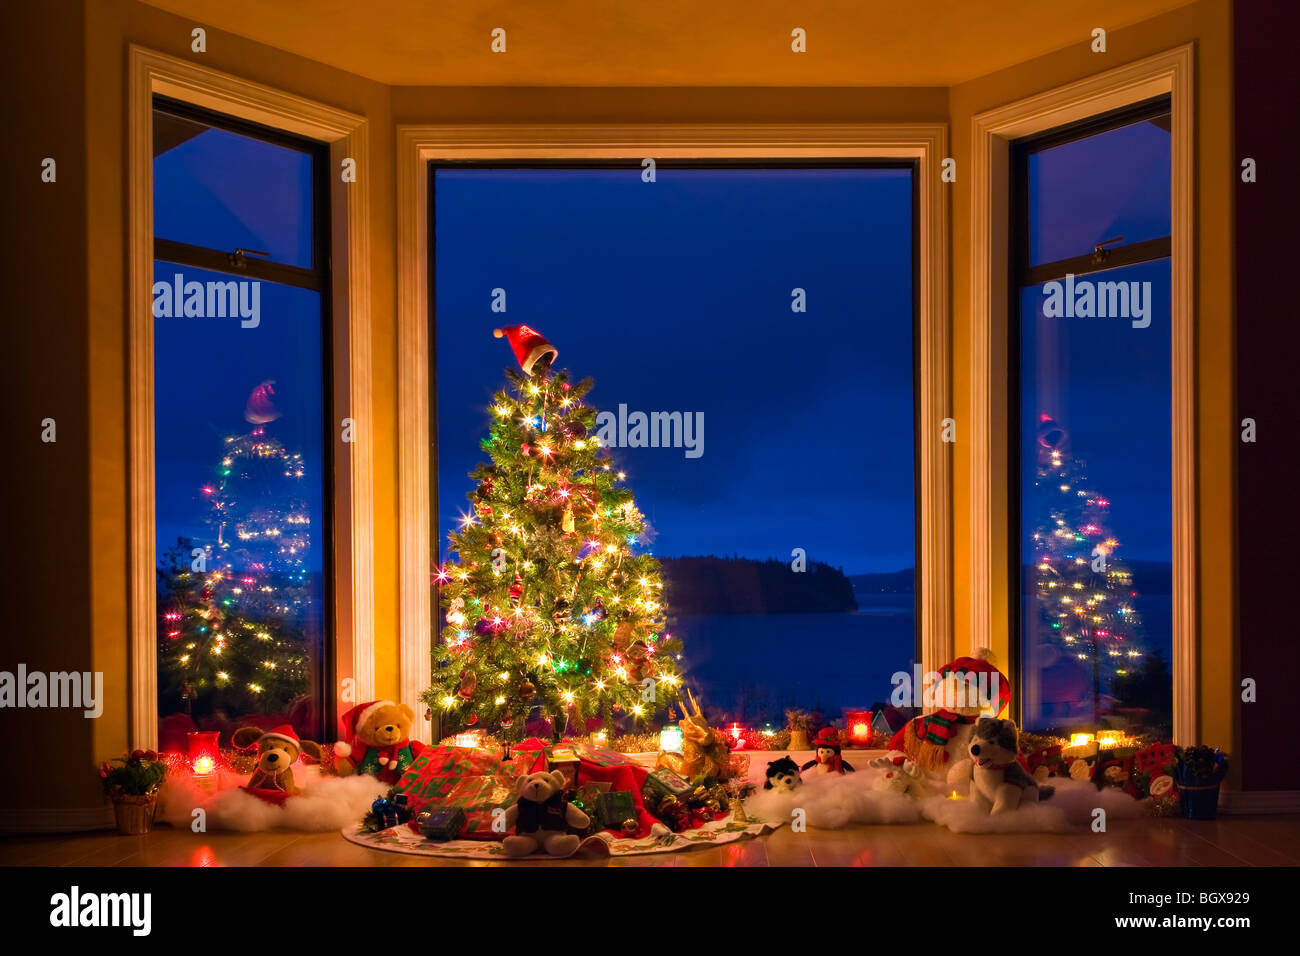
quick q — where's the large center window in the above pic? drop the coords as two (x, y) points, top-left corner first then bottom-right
(431, 165), (917, 735)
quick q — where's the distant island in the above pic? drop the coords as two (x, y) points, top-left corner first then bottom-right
(849, 569), (916, 594)
(657, 557), (1171, 617)
(659, 556), (858, 614)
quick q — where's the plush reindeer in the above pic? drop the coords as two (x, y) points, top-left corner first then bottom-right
(868, 753), (927, 797)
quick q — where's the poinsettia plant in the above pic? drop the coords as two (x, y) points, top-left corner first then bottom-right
(100, 749), (167, 798)
(1174, 745), (1228, 786)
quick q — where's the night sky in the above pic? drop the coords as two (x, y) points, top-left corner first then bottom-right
(150, 118), (1173, 615)
(434, 166), (918, 576)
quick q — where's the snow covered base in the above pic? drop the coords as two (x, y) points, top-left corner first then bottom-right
(158, 768), (388, 832)
(920, 778), (1144, 833)
(742, 765), (1146, 833)
(744, 769), (924, 827)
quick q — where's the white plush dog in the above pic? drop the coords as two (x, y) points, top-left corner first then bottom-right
(965, 717), (1053, 815)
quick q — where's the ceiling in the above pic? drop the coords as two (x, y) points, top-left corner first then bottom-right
(139, 0), (1193, 87)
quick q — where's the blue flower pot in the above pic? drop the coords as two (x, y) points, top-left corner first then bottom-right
(1178, 782), (1221, 820)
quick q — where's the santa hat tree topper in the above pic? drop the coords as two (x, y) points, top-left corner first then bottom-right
(494, 324), (557, 377)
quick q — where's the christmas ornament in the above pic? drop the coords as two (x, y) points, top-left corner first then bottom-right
(561, 505), (575, 533)
(620, 818), (639, 837)
(494, 324), (558, 377)
(591, 596), (608, 621)
(474, 617), (493, 637)
(457, 669), (477, 700)
(517, 678), (536, 699)
(608, 570), (627, 589)
(476, 476), (495, 499)
(612, 619), (635, 647)
(624, 639), (651, 682)
(551, 598), (571, 626)
(509, 573), (523, 605)
(446, 596), (466, 627)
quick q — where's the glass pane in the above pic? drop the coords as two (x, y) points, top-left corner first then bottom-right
(153, 261), (328, 749)
(153, 108), (315, 268)
(1018, 258), (1172, 738)
(1028, 116), (1170, 266)
(433, 167), (915, 733)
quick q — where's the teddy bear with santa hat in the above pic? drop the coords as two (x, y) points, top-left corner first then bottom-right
(886, 648), (1010, 796)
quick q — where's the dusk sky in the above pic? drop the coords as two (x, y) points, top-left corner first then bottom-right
(150, 119), (1173, 587)
(434, 166), (918, 576)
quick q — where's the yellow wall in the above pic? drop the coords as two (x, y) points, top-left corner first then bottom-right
(948, 0), (1237, 764)
(4, 0), (1239, 822)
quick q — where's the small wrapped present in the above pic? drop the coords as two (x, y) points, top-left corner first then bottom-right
(417, 807), (467, 841)
(594, 790), (636, 830)
(365, 791), (414, 831)
(643, 767), (693, 802)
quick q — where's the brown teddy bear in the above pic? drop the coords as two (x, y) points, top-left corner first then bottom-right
(333, 700), (425, 784)
(231, 724), (323, 799)
(502, 770), (590, 858)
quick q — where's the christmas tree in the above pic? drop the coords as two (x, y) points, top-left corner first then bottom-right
(422, 325), (685, 740)
(157, 382), (317, 729)
(1026, 415), (1146, 726)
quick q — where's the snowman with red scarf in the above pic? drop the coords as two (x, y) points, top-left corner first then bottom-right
(886, 648), (1011, 796)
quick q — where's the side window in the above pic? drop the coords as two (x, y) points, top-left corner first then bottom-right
(152, 99), (332, 749)
(1013, 101), (1173, 739)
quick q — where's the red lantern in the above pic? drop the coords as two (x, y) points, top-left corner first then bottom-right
(845, 710), (873, 748)
(187, 730), (220, 776)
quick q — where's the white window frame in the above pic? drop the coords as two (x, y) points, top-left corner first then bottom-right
(127, 46), (374, 747)
(967, 44), (1196, 741)
(396, 124), (952, 741)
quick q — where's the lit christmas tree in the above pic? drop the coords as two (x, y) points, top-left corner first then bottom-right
(157, 381), (317, 725)
(422, 325), (685, 740)
(1027, 415), (1146, 726)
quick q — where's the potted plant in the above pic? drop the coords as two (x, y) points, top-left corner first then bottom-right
(100, 749), (167, 835)
(785, 708), (814, 751)
(1173, 745), (1228, 820)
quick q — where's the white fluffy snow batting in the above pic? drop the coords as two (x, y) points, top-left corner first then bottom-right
(158, 772), (388, 832)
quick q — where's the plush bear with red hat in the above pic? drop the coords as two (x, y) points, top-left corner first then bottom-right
(334, 701), (425, 784)
(887, 648), (1010, 793)
(231, 724), (323, 804)
(801, 727), (855, 775)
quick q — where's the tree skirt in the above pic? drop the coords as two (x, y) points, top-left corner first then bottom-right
(341, 814), (775, 860)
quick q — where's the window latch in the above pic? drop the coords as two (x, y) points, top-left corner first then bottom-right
(227, 248), (270, 270)
(1091, 236), (1124, 266)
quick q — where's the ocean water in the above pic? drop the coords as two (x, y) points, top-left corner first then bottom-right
(672, 595), (916, 724)
(671, 592), (1172, 727)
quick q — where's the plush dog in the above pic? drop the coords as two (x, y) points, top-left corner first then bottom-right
(502, 770), (590, 858)
(231, 724), (323, 798)
(966, 717), (1054, 814)
(763, 756), (803, 792)
(868, 753), (926, 797)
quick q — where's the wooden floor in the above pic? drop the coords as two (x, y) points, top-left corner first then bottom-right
(4, 815), (1298, 867)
